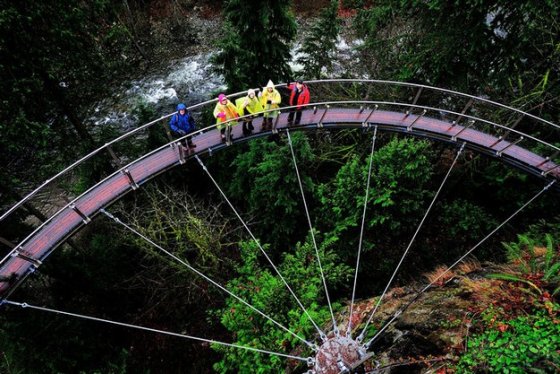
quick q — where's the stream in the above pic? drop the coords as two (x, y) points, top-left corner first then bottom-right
(87, 35), (364, 132)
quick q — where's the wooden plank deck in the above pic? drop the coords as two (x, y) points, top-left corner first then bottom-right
(1, 108), (558, 298)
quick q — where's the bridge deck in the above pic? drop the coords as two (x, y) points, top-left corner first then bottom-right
(1, 108), (558, 298)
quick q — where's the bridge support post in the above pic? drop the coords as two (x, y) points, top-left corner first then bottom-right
(402, 110), (411, 120)
(69, 203), (91, 224)
(272, 111), (281, 134)
(509, 114), (525, 129)
(535, 157), (550, 168)
(407, 109), (427, 131)
(12, 248), (42, 269)
(497, 136), (524, 157)
(362, 105), (378, 127)
(408, 87), (423, 113)
(452, 120), (475, 141)
(543, 164), (560, 176)
(489, 136), (504, 148)
(318, 105), (330, 128)
(176, 142), (186, 164)
(225, 123), (235, 146)
(122, 168), (139, 190)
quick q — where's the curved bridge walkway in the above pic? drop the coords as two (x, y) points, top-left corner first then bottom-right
(1, 106), (559, 299)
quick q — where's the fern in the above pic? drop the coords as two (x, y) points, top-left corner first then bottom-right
(544, 263), (560, 281)
(502, 241), (521, 262)
(487, 273), (542, 295)
(499, 233), (560, 297)
(544, 233), (554, 269)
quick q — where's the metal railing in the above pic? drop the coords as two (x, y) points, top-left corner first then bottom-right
(1, 80), (559, 256)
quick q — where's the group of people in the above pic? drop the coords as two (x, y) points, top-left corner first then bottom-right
(169, 79), (310, 146)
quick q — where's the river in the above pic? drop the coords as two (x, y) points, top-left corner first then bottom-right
(88, 35), (363, 132)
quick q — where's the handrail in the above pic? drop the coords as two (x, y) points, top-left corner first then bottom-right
(0, 103), (559, 305)
(2, 98), (559, 269)
(0, 87), (262, 221)
(2, 79), (559, 224)
(303, 79), (560, 131)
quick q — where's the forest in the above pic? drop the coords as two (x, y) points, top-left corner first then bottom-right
(0, 0), (559, 373)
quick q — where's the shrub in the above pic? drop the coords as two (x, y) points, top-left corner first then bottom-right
(456, 311), (560, 373)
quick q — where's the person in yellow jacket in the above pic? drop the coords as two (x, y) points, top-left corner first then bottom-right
(260, 80), (281, 130)
(235, 88), (264, 136)
(214, 93), (239, 142)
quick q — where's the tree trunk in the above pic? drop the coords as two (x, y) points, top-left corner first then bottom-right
(0, 182), (48, 223)
(122, 0), (148, 60)
(40, 72), (95, 146)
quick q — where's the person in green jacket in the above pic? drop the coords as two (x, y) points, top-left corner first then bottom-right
(235, 88), (264, 136)
(259, 80), (281, 130)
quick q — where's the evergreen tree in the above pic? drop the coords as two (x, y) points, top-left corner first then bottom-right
(353, 0), (560, 116)
(213, 238), (351, 373)
(212, 0), (297, 91)
(223, 133), (316, 250)
(297, 0), (342, 79)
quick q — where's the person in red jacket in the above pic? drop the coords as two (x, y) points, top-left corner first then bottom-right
(286, 79), (310, 126)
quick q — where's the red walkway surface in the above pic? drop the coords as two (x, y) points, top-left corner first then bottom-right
(1, 108), (558, 299)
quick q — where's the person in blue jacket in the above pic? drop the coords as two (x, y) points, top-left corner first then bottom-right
(169, 103), (197, 148)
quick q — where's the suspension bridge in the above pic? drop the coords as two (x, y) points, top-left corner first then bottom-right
(0, 80), (558, 373)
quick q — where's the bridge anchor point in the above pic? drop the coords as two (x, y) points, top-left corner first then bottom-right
(311, 335), (366, 374)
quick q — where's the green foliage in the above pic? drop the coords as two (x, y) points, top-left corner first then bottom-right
(212, 0), (297, 91)
(341, 0), (367, 8)
(0, 1), (105, 198)
(430, 198), (498, 259)
(0, 0), (156, 195)
(2, 1), (560, 372)
(436, 199), (495, 240)
(131, 99), (165, 149)
(120, 185), (233, 273)
(316, 136), (443, 294)
(0, 320), (131, 374)
(297, 0), (341, 79)
(353, 0), (560, 121)
(0, 224), (137, 373)
(213, 236), (352, 373)
(224, 132), (317, 249)
(494, 233), (560, 297)
(319, 137), (436, 250)
(456, 310), (560, 373)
